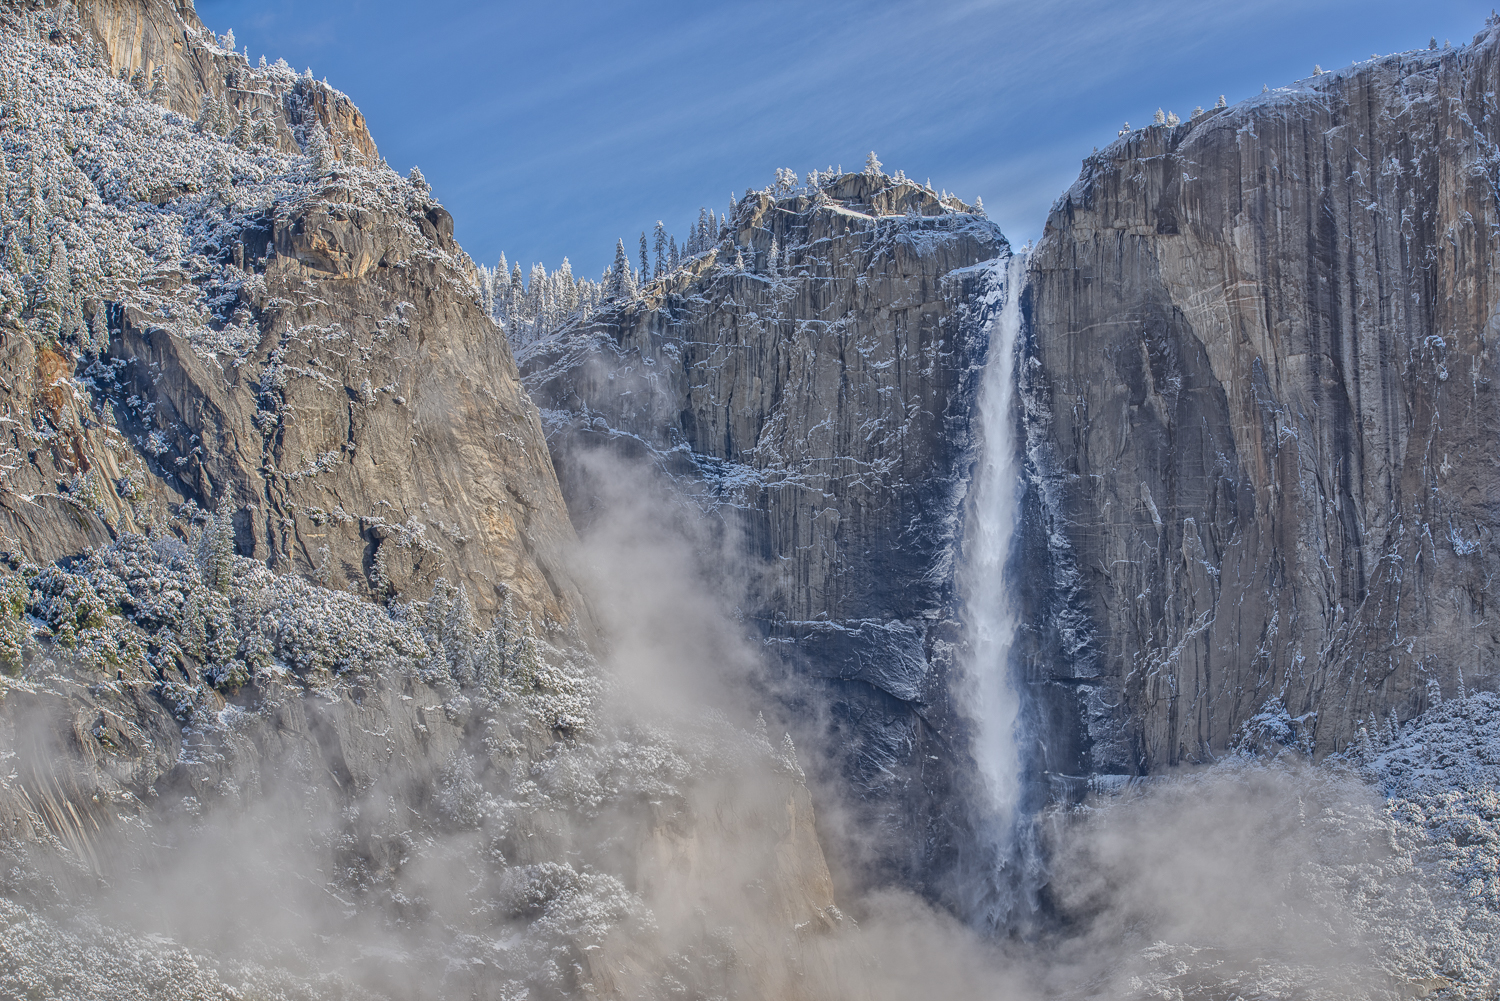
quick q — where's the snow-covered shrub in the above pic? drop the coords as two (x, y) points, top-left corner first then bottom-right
(27, 563), (109, 644)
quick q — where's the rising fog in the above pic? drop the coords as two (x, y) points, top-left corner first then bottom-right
(4, 446), (1483, 1000)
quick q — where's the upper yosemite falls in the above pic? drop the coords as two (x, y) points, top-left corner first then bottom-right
(0, 0), (1496, 998)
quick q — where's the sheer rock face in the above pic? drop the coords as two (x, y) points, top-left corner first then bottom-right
(100, 192), (580, 626)
(1024, 30), (1500, 778)
(520, 174), (1008, 896)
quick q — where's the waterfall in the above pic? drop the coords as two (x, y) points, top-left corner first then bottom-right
(958, 250), (1029, 910)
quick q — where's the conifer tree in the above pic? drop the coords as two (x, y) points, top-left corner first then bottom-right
(37, 235), (68, 340)
(0, 228), (24, 326)
(526, 262), (546, 318)
(251, 115), (276, 146)
(1216, 94), (1227, 109)
(865, 150), (882, 176)
(3, 229), (24, 281)
(556, 258), (576, 314)
(1154, 108), (1165, 125)
(307, 125), (333, 176)
(424, 578), (477, 688)
(639, 232), (649, 285)
(196, 95), (219, 134)
(653, 221), (666, 280)
(497, 268), (512, 318)
(198, 503), (237, 593)
(609, 239), (634, 299)
(694, 208), (710, 254)
(231, 110), (253, 148)
(668, 235), (679, 272)
(0, 270), (23, 331)
(477, 266), (495, 318)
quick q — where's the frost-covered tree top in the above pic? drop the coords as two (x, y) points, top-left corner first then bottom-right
(486, 161), (984, 352)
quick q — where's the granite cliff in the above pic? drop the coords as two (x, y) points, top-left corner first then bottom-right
(0, 0), (576, 624)
(1022, 25), (1500, 780)
(518, 173), (1009, 903)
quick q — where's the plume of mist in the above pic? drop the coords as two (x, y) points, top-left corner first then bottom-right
(562, 446), (765, 723)
(0, 444), (1493, 1001)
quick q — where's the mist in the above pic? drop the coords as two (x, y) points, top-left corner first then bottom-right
(0, 447), (1491, 1000)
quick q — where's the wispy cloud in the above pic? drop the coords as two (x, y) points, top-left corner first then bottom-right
(203, 0), (1491, 273)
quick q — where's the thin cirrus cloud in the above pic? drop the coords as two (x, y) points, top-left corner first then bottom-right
(203, 0), (1492, 277)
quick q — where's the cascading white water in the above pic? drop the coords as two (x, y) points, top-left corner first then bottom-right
(960, 250), (1029, 834)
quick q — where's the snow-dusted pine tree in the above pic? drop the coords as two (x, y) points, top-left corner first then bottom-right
(252, 115), (276, 147)
(231, 110), (253, 148)
(608, 239), (635, 299)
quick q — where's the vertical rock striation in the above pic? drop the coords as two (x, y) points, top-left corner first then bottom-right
(1025, 29), (1500, 778)
(520, 174), (1010, 901)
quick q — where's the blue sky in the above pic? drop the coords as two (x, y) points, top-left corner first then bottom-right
(202, 0), (1494, 279)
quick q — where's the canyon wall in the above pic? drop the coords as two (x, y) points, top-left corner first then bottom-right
(1024, 29), (1500, 777)
(520, 175), (1010, 903)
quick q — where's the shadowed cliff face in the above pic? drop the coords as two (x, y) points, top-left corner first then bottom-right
(1024, 28), (1500, 778)
(519, 174), (1010, 903)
